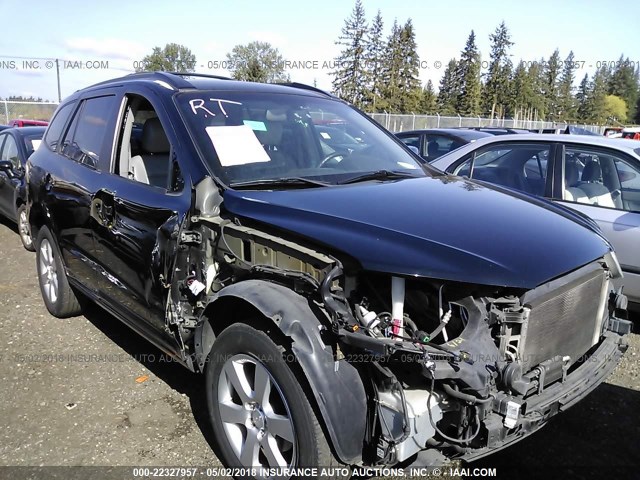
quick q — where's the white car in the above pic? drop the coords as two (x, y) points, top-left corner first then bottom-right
(431, 134), (640, 307)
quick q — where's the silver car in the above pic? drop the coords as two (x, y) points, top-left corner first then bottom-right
(431, 134), (640, 307)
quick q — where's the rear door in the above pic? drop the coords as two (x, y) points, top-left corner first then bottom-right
(88, 87), (191, 336)
(44, 95), (119, 289)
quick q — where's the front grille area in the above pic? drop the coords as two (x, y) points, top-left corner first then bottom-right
(519, 262), (607, 372)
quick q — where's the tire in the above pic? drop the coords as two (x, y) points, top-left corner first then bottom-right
(35, 226), (82, 318)
(17, 204), (35, 251)
(205, 322), (345, 479)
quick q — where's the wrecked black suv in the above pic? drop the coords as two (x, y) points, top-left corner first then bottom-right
(27, 72), (630, 475)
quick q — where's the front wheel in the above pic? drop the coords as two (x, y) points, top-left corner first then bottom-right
(205, 322), (343, 478)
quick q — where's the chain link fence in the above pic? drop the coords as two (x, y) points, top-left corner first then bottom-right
(367, 112), (605, 135)
(1, 100), (606, 135)
(1, 101), (59, 125)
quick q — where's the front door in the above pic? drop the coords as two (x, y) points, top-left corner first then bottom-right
(89, 91), (191, 335)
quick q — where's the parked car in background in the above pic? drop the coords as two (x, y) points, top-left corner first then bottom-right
(8, 119), (49, 128)
(531, 125), (600, 136)
(604, 127), (624, 138)
(0, 126), (45, 250)
(395, 128), (491, 161)
(431, 134), (640, 308)
(458, 126), (532, 135)
(621, 127), (640, 141)
(27, 73), (629, 474)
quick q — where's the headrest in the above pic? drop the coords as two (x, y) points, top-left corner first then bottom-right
(266, 109), (287, 122)
(254, 121), (283, 146)
(565, 161), (579, 187)
(142, 117), (170, 154)
(427, 141), (439, 156)
(582, 161), (601, 182)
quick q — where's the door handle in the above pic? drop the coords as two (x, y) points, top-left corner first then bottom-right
(43, 173), (52, 192)
(92, 189), (116, 227)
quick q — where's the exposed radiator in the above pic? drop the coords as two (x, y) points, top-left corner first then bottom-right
(519, 262), (608, 372)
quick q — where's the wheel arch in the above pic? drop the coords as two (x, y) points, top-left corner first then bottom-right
(195, 279), (367, 465)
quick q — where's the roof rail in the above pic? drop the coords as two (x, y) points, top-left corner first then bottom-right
(277, 82), (334, 98)
(165, 71), (233, 81)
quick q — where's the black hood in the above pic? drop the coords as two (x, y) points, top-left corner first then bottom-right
(223, 176), (611, 289)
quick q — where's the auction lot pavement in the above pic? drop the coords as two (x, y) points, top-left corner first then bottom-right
(0, 217), (638, 480)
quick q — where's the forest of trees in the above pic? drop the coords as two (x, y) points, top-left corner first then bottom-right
(332, 0), (640, 124)
(6, 4), (638, 126)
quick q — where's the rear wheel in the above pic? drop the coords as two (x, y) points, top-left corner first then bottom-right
(205, 322), (344, 478)
(36, 227), (82, 318)
(17, 205), (34, 251)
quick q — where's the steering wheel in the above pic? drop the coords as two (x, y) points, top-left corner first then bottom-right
(318, 151), (347, 168)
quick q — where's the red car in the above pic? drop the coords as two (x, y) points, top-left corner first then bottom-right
(8, 119), (49, 127)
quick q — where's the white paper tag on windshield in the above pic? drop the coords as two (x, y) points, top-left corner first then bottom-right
(31, 139), (42, 151)
(206, 125), (271, 167)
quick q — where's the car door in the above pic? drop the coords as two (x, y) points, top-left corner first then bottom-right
(451, 142), (554, 197)
(0, 132), (13, 217)
(41, 97), (117, 290)
(552, 143), (640, 303)
(89, 88), (191, 336)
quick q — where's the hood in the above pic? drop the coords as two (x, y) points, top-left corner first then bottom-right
(222, 176), (611, 289)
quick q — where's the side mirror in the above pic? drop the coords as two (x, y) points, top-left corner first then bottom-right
(0, 160), (14, 173)
(407, 145), (420, 156)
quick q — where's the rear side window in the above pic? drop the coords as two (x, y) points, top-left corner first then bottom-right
(1, 135), (19, 168)
(44, 102), (76, 151)
(62, 96), (117, 169)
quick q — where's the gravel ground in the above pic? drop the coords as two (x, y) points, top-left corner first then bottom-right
(0, 218), (638, 480)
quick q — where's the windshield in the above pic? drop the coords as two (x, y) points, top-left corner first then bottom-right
(176, 91), (427, 187)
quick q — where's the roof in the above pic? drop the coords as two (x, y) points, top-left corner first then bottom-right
(10, 126), (47, 135)
(76, 71), (334, 99)
(395, 128), (492, 140)
(444, 133), (640, 155)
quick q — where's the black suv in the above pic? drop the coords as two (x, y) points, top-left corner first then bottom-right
(27, 72), (630, 475)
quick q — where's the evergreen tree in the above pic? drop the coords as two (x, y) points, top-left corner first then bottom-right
(510, 60), (535, 121)
(483, 21), (514, 118)
(396, 19), (422, 113)
(527, 59), (547, 120)
(438, 59), (461, 115)
(378, 20), (404, 112)
(557, 51), (577, 121)
(456, 30), (482, 116)
(582, 66), (609, 123)
(363, 10), (385, 111)
(420, 80), (437, 114)
(543, 49), (562, 121)
(331, 0), (369, 108)
(576, 73), (590, 121)
(608, 55), (638, 122)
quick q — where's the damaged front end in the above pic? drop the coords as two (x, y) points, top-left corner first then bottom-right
(332, 254), (630, 467)
(171, 182), (630, 468)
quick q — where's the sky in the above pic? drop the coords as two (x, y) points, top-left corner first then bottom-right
(0, 0), (639, 102)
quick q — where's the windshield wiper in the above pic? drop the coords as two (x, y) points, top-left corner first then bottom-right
(338, 169), (420, 185)
(230, 177), (331, 190)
